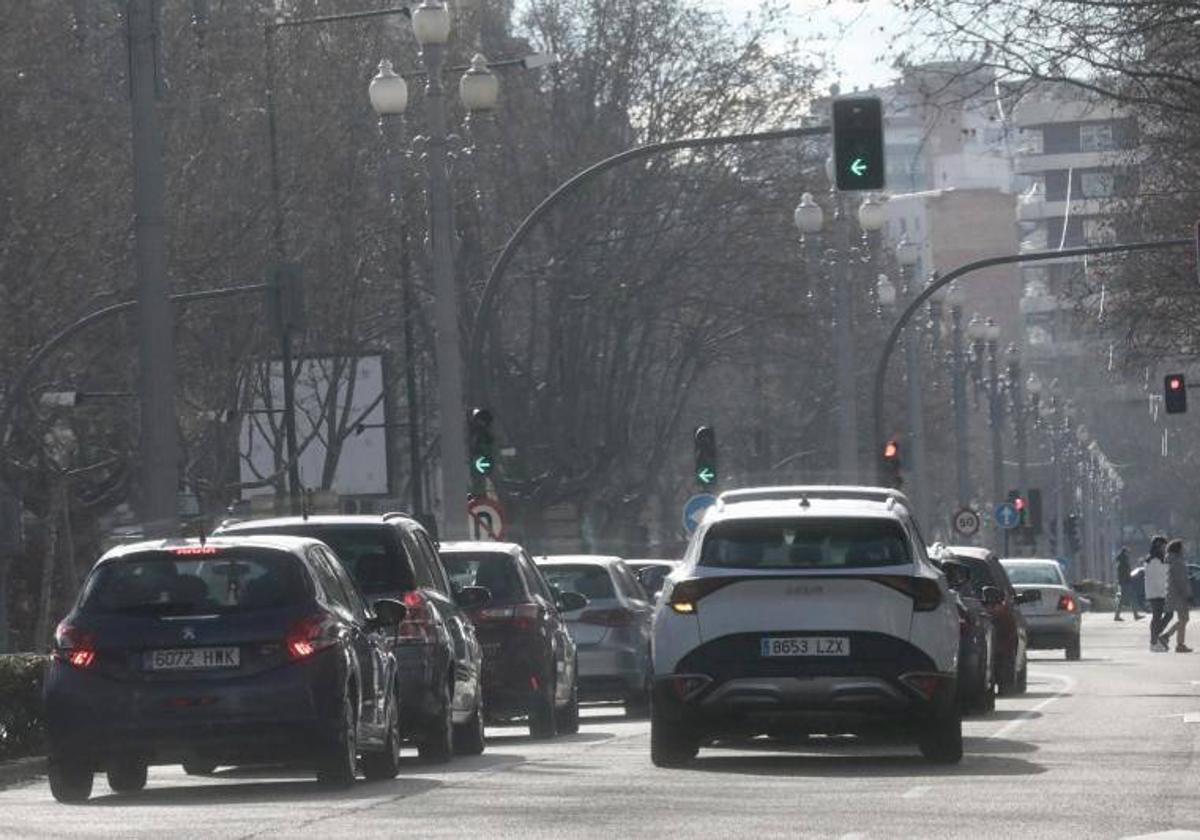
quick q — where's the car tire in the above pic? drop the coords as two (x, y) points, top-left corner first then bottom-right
(1066, 636), (1081, 661)
(316, 687), (358, 788)
(106, 759), (148, 793)
(181, 761), (217, 776)
(650, 712), (700, 768)
(1016, 660), (1028, 694)
(555, 672), (580, 735)
(361, 700), (402, 781)
(453, 699), (486, 756)
(48, 755), (93, 804)
(417, 680), (454, 764)
(918, 712), (963, 764)
(529, 677), (558, 739)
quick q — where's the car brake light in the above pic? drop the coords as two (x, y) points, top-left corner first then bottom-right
(869, 576), (942, 611)
(173, 546), (220, 556)
(668, 577), (735, 615)
(285, 614), (338, 661)
(579, 608), (634, 627)
(53, 621), (96, 669)
(670, 674), (712, 701)
(1057, 594), (1077, 613)
(901, 672), (946, 701)
(475, 604), (539, 631)
(398, 590), (438, 643)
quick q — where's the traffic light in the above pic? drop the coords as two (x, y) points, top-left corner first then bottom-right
(881, 438), (902, 488)
(1007, 490), (1028, 528)
(468, 408), (495, 477)
(832, 97), (886, 191)
(1066, 514), (1082, 554)
(693, 425), (717, 487)
(1164, 373), (1187, 414)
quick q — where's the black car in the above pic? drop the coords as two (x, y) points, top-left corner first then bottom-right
(945, 546), (1031, 696)
(439, 541), (586, 738)
(44, 536), (406, 803)
(942, 560), (998, 713)
(216, 514), (485, 762)
(625, 560), (680, 600)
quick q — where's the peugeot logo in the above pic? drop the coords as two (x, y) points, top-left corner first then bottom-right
(182, 626), (196, 641)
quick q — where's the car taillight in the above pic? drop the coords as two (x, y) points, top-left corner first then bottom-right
(285, 614), (338, 661)
(668, 577), (736, 615)
(474, 603), (540, 631)
(398, 590), (438, 643)
(901, 672), (948, 701)
(53, 621), (96, 669)
(868, 576), (943, 611)
(1057, 594), (1077, 613)
(578, 608), (635, 627)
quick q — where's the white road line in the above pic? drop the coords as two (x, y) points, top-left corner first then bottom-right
(1183, 713), (1200, 724)
(901, 785), (931, 799)
(988, 671), (1076, 741)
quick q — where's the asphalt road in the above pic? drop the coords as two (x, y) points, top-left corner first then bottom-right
(2, 613), (1198, 839)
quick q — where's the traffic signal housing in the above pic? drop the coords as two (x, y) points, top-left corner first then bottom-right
(832, 97), (886, 191)
(1164, 373), (1187, 414)
(1007, 490), (1028, 528)
(468, 408), (495, 478)
(881, 438), (902, 488)
(693, 425), (718, 487)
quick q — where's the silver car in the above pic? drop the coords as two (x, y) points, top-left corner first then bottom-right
(534, 555), (654, 717)
(1000, 558), (1082, 660)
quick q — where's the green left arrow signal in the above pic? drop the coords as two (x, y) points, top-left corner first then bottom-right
(697, 467), (716, 485)
(473, 456), (493, 475)
(850, 157), (868, 178)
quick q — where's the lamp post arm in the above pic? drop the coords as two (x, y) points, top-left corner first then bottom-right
(467, 124), (831, 395)
(871, 237), (1191, 484)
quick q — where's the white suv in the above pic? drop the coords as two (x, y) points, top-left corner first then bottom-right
(650, 486), (961, 766)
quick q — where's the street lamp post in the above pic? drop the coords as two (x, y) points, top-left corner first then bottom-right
(947, 288), (971, 509)
(969, 315), (1005, 549)
(895, 239), (926, 520)
(1007, 345), (1029, 556)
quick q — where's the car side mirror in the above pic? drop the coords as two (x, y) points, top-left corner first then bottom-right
(944, 564), (969, 588)
(981, 586), (1003, 606)
(1015, 590), (1042, 605)
(557, 591), (588, 612)
(371, 598), (408, 627)
(455, 586), (492, 610)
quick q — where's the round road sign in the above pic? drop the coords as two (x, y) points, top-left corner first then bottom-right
(467, 496), (506, 540)
(952, 508), (981, 537)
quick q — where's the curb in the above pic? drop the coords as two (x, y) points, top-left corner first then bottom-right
(0, 755), (47, 788)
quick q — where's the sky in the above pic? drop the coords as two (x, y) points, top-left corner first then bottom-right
(707, 0), (908, 93)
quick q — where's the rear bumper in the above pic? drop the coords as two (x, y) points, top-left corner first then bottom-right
(44, 653), (341, 766)
(1025, 615), (1080, 649)
(655, 631), (955, 736)
(576, 645), (648, 701)
(394, 642), (451, 737)
(477, 635), (551, 720)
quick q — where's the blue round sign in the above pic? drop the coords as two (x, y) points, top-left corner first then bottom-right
(683, 494), (718, 534)
(994, 502), (1020, 530)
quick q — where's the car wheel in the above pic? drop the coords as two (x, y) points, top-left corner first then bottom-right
(1016, 660), (1028, 694)
(417, 680), (454, 764)
(650, 711), (700, 768)
(1066, 636), (1081, 661)
(106, 758), (148, 793)
(453, 697), (486, 756)
(181, 761), (217, 776)
(529, 676), (558, 739)
(361, 700), (402, 781)
(918, 711), (963, 764)
(555, 670), (580, 735)
(316, 687), (358, 788)
(48, 755), (93, 804)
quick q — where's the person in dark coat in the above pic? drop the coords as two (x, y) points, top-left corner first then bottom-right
(1114, 547), (1141, 621)
(1160, 539), (1192, 653)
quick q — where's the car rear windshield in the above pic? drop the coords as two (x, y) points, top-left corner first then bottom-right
(948, 557), (996, 591)
(700, 518), (911, 569)
(231, 525), (414, 595)
(79, 550), (311, 616)
(441, 552), (525, 603)
(539, 564), (616, 600)
(1003, 563), (1064, 586)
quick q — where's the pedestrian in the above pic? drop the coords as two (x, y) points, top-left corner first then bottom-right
(1159, 539), (1193, 653)
(1114, 547), (1142, 621)
(1144, 536), (1172, 652)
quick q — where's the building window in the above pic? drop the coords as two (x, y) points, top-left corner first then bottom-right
(1079, 123), (1116, 152)
(1079, 172), (1114, 198)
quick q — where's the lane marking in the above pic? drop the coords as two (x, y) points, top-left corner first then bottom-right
(1184, 713), (1200, 724)
(901, 785), (931, 799)
(988, 671), (1076, 741)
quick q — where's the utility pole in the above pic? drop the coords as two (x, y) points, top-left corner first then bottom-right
(831, 191), (858, 482)
(949, 305), (970, 508)
(127, 0), (178, 537)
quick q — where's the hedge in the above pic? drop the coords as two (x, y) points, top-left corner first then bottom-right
(0, 654), (47, 761)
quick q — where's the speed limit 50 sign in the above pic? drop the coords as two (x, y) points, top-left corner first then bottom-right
(952, 508), (981, 537)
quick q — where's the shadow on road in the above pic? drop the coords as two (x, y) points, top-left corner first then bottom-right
(962, 736), (1038, 755)
(688, 751), (1044, 778)
(482, 731), (614, 747)
(979, 709), (1043, 722)
(86, 776), (442, 807)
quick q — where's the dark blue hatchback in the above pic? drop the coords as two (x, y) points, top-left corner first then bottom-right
(44, 536), (407, 803)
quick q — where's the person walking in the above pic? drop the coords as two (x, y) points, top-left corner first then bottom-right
(1160, 539), (1192, 653)
(1144, 536), (1171, 652)
(1114, 547), (1141, 621)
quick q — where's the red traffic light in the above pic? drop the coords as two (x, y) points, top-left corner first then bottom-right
(1169, 376), (1183, 391)
(882, 439), (899, 461)
(1013, 497), (1027, 512)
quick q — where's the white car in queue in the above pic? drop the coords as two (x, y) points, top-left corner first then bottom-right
(650, 486), (961, 767)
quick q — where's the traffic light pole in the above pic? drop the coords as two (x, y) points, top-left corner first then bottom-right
(872, 238), (1191, 486)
